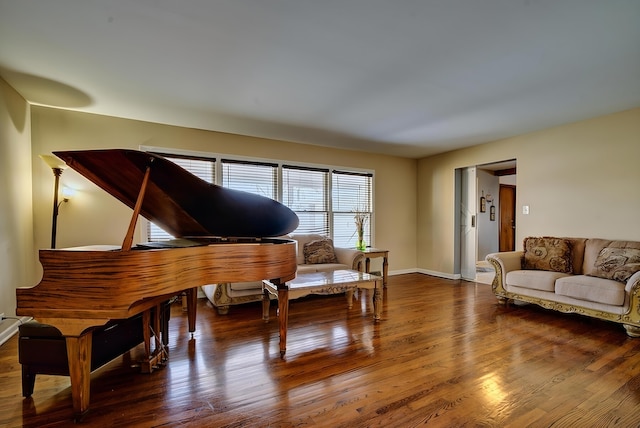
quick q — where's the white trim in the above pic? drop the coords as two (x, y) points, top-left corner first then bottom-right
(386, 269), (460, 280)
(415, 268), (461, 280)
(0, 316), (32, 347)
(388, 268), (418, 276)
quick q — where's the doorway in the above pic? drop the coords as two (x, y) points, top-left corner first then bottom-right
(455, 160), (516, 281)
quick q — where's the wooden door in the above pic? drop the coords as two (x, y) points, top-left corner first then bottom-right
(499, 185), (516, 251)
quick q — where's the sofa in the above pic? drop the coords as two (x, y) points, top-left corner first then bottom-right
(486, 237), (640, 337)
(202, 233), (365, 314)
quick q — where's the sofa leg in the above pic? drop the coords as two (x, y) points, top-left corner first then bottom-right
(623, 324), (640, 338)
(496, 296), (508, 305)
(217, 305), (230, 315)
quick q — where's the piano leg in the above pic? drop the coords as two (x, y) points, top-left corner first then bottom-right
(143, 310), (152, 364)
(185, 287), (197, 336)
(277, 287), (289, 358)
(65, 333), (93, 422)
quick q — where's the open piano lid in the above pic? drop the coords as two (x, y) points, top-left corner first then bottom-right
(54, 149), (299, 238)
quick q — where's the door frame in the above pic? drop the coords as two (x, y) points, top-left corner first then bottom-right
(455, 160), (517, 280)
(454, 166), (477, 280)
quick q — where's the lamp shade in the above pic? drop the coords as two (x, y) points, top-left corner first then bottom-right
(39, 154), (67, 170)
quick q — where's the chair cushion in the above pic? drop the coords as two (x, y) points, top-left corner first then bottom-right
(303, 239), (338, 264)
(298, 263), (350, 274)
(555, 275), (626, 306)
(229, 281), (261, 291)
(289, 233), (328, 264)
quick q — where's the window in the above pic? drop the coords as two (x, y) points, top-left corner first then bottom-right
(145, 150), (373, 248)
(332, 170), (372, 248)
(221, 159), (277, 199)
(282, 165), (329, 236)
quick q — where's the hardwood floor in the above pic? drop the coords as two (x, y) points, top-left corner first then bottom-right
(1, 273), (640, 427)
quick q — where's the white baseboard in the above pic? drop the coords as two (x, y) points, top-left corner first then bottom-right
(388, 268), (419, 276)
(414, 268), (461, 280)
(387, 268), (461, 280)
(0, 316), (32, 347)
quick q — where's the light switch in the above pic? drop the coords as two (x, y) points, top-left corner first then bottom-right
(523, 205), (530, 215)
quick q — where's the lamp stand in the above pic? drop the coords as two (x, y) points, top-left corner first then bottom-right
(50, 167), (63, 249)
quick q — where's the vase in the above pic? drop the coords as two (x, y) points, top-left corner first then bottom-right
(356, 232), (366, 251)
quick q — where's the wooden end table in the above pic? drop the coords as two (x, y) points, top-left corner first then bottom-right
(262, 269), (382, 357)
(358, 248), (389, 287)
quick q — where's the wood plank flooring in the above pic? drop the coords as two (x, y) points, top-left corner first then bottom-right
(1, 273), (640, 427)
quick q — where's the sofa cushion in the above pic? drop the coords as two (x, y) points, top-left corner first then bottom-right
(298, 263), (350, 274)
(555, 275), (626, 306)
(522, 237), (573, 273)
(587, 247), (640, 283)
(562, 237), (587, 274)
(583, 239), (640, 275)
(303, 239), (339, 264)
(506, 270), (571, 292)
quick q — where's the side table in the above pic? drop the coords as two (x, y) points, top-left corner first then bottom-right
(358, 248), (389, 287)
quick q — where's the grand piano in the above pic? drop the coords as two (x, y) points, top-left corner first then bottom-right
(16, 149), (299, 420)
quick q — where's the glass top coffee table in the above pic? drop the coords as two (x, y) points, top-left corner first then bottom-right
(262, 269), (382, 357)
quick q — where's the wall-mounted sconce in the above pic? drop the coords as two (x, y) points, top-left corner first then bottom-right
(39, 154), (68, 249)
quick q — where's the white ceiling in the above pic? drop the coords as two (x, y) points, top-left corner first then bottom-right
(1, 1), (639, 158)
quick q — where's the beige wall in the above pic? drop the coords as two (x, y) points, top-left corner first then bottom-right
(0, 78), (35, 317)
(4, 79), (638, 311)
(30, 106), (418, 278)
(417, 108), (640, 275)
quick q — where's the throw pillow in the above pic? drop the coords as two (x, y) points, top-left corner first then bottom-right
(589, 247), (640, 283)
(522, 237), (573, 273)
(303, 239), (339, 264)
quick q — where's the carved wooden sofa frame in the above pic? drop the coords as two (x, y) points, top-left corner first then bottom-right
(487, 242), (640, 338)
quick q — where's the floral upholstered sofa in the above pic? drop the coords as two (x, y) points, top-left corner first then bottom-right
(202, 233), (365, 314)
(486, 237), (640, 337)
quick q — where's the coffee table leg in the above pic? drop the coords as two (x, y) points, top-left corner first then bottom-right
(373, 286), (382, 321)
(346, 289), (354, 308)
(277, 288), (289, 357)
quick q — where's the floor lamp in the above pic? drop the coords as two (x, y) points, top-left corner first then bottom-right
(40, 154), (67, 249)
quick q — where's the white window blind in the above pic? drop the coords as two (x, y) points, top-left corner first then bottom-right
(282, 165), (330, 236)
(332, 170), (372, 248)
(221, 159), (277, 200)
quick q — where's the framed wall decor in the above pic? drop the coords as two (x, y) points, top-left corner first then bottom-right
(490, 205), (496, 221)
(480, 194), (486, 213)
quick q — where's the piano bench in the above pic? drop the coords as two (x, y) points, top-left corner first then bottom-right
(18, 304), (170, 398)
